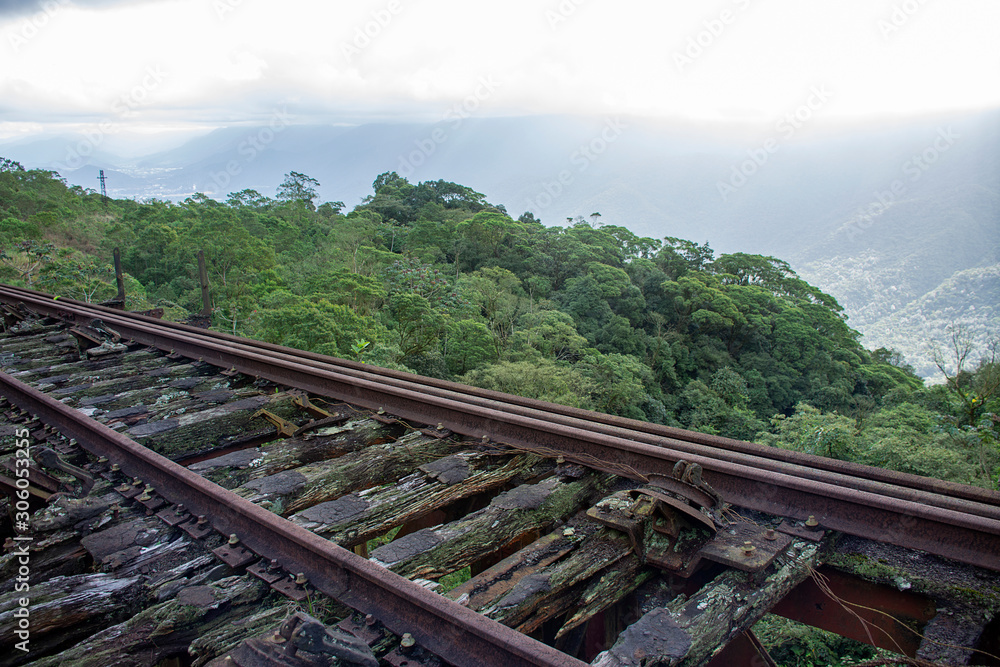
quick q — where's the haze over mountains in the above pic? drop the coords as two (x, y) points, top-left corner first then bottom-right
(3, 109), (998, 379)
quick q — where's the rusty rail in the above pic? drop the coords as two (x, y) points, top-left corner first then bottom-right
(0, 283), (991, 507)
(2, 284), (999, 571)
(0, 369), (585, 667)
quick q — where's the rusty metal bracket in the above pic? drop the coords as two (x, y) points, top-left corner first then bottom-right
(34, 446), (95, 498)
(589, 481), (785, 578)
(291, 393), (333, 419)
(179, 515), (214, 540)
(137, 489), (167, 512)
(699, 521), (792, 572)
(88, 318), (121, 342)
(587, 490), (654, 555)
(777, 519), (826, 542)
(68, 320), (124, 353)
(633, 487), (717, 535)
(420, 423), (453, 439)
(131, 307), (164, 319)
(155, 503), (191, 527)
(225, 611), (378, 667)
(372, 410), (400, 425)
(68, 326), (103, 350)
(213, 535), (257, 569)
(253, 409), (298, 438)
(271, 575), (311, 602)
(648, 460), (724, 515)
(0, 459), (60, 494)
(248, 558), (285, 584)
(1, 303), (25, 327)
(337, 615), (385, 647)
(53, 444), (77, 456)
(0, 473), (51, 507)
(116, 478), (144, 499)
(383, 643), (440, 667)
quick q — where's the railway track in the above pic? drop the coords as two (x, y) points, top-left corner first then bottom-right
(1, 284), (999, 666)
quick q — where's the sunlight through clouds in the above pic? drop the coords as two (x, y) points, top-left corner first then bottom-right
(0, 0), (997, 133)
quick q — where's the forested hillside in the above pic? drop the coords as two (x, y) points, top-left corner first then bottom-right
(9, 111), (998, 386)
(2, 159), (997, 490)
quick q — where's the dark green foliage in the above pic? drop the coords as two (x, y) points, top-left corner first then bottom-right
(0, 162), (991, 487)
(753, 615), (879, 667)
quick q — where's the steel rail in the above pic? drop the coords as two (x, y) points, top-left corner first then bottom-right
(1, 285), (997, 520)
(0, 290), (1000, 519)
(1, 283), (993, 508)
(2, 285), (1000, 570)
(0, 369), (586, 667)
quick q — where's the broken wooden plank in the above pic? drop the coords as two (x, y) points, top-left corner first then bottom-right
(50, 361), (235, 419)
(592, 540), (822, 667)
(93, 383), (258, 429)
(0, 572), (145, 666)
(126, 393), (304, 459)
(370, 473), (610, 581)
(484, 523), (634, 634)
(446, 528), (578, 612)
(237, 430), (459, 514)
(187, 417), (398, 489)
(0, 485), (133, 586)
(187, 601), (300, 666)
(31, 351), (169, 391)
(22, 576), (273, 667)
(292, 452), (547, 547)
(556, 553), (652, 640)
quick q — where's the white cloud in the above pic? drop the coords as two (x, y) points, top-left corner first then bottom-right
(1, 0), (998, 135)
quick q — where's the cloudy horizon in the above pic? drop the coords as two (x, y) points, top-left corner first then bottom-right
(1, 0), (998, 150)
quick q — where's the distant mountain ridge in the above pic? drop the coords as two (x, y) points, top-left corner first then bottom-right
(3, 110), (998, 379)
(854, 265), (1000, 378)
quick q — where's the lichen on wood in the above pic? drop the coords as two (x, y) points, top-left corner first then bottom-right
(189, 417), (399, 488)
(128, 393), (303, 459)
(22, 576), (272, 667)
(0, 572), (146, 666)
(295, 452), (546, 547)
(593, 540), (822, 667)
(485, 525), (634, 633)
(371, 473), (611, 581)
(255, 430), (458, 514)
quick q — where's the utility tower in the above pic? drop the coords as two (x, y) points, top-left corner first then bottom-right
(98, 169), (108, 205)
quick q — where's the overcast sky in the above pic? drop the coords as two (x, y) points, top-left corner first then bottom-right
(1, 0), (998, 143)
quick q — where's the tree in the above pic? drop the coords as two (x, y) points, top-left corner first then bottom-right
(461, 359), (595, 410)
(387, 292), (445, 361)
(372, 171), (406, 195)
(584, 352), (665, 421)
(932, 324), (1000, 426)
(659, 237), (714, 276)
(0, 158), (25, 173)
(859, 402), (982, 485)
(757, 403), (858, 461)
(460, 267), (526, 354)
(38, 255), (116, 303)
(306, 269), (385, 316)
(330, 214), (378, 274)
(455, 211), (524, 267)
(443, 319), (496, 375)
(318, 201), (345, 217)
(511, 309), (589, 361)
(1, 240), (54, 286)
(227, 189), (272, 209)
(276, 171), (320, 210)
